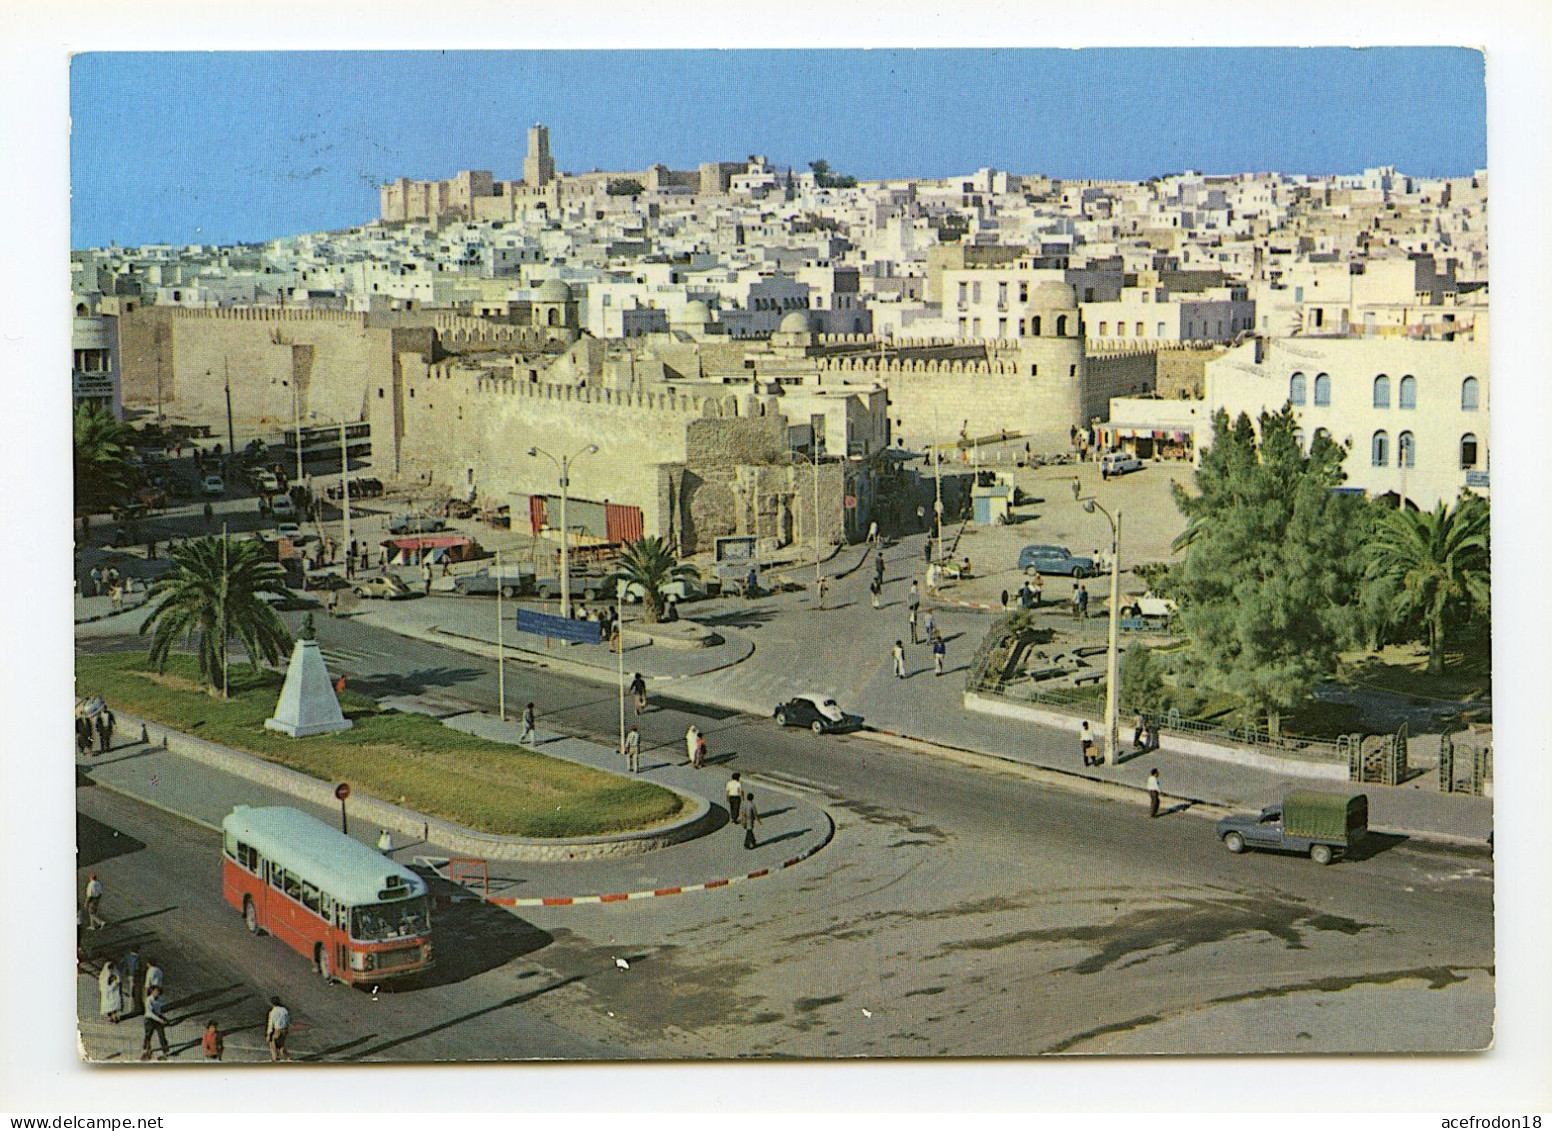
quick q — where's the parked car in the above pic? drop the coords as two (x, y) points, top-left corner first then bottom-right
(1216, 791), (1369, 865)
(201, 474), (226, 497)
(269, 495), (297, 519)
(388, 514), (447, 535)
(352, 574), (414, 600)
(617, 577), (703, 604)
(275, 522), (303, 541)
(774, 693), (848, 734)
(1108, 591), (1177, 620)
(1018, 544), (1095, 578)
(453, 567), (537, 598)
(1100, 450), (1144, 477)
(534, 573), (608, 602)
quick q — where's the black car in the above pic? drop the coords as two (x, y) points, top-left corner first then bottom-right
(773, 694), (848, 734)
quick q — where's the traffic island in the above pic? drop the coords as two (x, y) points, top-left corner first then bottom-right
(75, 652), (687, 845)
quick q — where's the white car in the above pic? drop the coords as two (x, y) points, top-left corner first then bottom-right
(201, 475), (226, 497)
(269, 494), (297, 519)
(255, 471), (281, 493)
(1109, 591), (1177, 620)
(1100, 451), (1143, 476)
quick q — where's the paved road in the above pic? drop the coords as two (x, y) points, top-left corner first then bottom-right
(78, 614), (1494, 1058)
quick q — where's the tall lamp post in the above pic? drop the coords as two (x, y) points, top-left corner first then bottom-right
(528, 443), (599, 620)
(310, 414), (354, 570)
(1073, 477), (1123, 766)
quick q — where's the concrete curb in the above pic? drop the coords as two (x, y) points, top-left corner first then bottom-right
(430, 805), (837, 907)
(104, 711), (716, 862)
(419, 623), (756, 685)
(74, 599), (150, 626)
(964, 690), (1349, 782)
(859, 726), (1489, 850)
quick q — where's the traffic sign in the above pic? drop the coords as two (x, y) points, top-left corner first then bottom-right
(335, 782), (351, 801)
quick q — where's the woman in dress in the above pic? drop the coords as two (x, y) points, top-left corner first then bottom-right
(98, 959), (123, 1023)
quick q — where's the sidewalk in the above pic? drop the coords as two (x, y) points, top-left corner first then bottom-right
(77, 706), (834, 903)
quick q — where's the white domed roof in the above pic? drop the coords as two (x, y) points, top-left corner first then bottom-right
(536, 279), (572, 302)
(779, 311), (813, 334)
(1031, 281), (1077, 308)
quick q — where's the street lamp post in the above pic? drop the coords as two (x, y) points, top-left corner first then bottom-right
(528, 444), (599, 621)
(791, 447), (824, 600)
(1073, 477), (1122, 765)
(495, 548), (506, 721)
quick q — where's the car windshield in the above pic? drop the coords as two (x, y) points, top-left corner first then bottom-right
(350, 896), (430, 942)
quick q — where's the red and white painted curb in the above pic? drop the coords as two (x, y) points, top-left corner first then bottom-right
(426, 813), (834, 909)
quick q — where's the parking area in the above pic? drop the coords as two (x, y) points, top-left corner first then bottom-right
(926, 456), (1196, 608)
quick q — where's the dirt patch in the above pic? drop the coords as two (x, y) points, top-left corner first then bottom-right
(131, 669), (210, 695)
(935, 893), (1379, 974)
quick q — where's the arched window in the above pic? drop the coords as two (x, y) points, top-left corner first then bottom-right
(1398, 431), (1415, 468)
(1371, 430), (1389, 468)
(1056, 315), (1069, 336)
(1372, 374), (1390, 408)
(1460, 433), (1479, 469)
(1461, 376), (1480, 411)
(1289, 372), (1307, 405)
(1031, 316), (1042, 336)
(1313, 373), (1331, 406)
(1399, 375), (1416, 410)
(75, 302), (88, 317)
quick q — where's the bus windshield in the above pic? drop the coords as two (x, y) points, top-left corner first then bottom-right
(350, 896), (430, 942)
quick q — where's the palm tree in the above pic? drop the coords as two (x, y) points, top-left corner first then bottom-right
(612, 536), (701, 624)
(1363, 495), (1490, 674)
(73, 403), (138, 521)
(140, 535), (293, 695)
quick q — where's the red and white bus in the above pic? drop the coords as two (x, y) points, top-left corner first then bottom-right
(222, 805), (434, 985)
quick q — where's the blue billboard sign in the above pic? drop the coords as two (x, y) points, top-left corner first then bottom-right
(515, 609), (603, 644)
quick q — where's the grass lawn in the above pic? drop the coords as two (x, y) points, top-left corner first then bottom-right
(77, 651), (685, 838)
(1336, 643), (1492, 705)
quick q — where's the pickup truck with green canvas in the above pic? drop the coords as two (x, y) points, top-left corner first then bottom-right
(1216, 791), (1369, 865)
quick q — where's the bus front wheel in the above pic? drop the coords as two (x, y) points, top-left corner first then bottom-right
(243, 897), (262, 935)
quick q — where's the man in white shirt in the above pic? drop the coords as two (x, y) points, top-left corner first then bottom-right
(623, 725), (641, 773)
(266, 997), (292, 1062)
(1147, 769), (1161, 819)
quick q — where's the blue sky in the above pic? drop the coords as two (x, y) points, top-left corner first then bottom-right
(70, 48), (1486, 248)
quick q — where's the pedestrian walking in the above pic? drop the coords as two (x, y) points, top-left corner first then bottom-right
(629, 673), (647, 715)
(1080, 721), (1096, 767)
(1032, 578), (1043, 608)
(916, 504), (926, 531)
(76, 716), (92, 758)
(84, 872), (105, 929)
(109, 583), (123, 611)
(1000, 588), (1009, 612)
(869, 577), (882, 609)
(741, 793), (760, 849)
(623, 725), (641, 773)
(421, 560), (433, 596)
(140, 988), (170, 1060)
(521, 702), (537, 745)
(908, 579), (919, 610)
(1147, 768), (1161, 818)
(90, 565), (103, 596)
(265, 997), (291, 1062)
(203, 502), (214, 526)
(685, 725), (700, 767)
(98, 960), (124, 1024)
(924, 538), (933, 566)
(1077, 583), (1090, 620)
(1146, 717), (1160, 753)
(142, 956), (163, 1012)
(816, 575), (827, 607)
(202, 1020), (225, 1061)
(693, 732), (707, 769)
(867, 519), (879, 544)
(1071, 586), (1082, 620)
(932, 634), (947, 677)
(104, 709), (116, 749)
(377, 828), (393, 855)
(892, 639), (907, 679)
(1133, 713), (1146, 753)
(122, 948), (141, 1016)
(908, 605), (919, 645)
(378, 546), (388, 569)
(875, 552), (886, 589)
(924, 610), (936, 641)
(725, 772), (742, 823)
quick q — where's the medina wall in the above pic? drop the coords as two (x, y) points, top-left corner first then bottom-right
(1082, 348), (1159, 424)
(119, 307), (397, 435)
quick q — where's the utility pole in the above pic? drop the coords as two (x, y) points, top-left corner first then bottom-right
(496, 548), (506, 721)
(1073, 479), (1123, 765)
(528, 444), (599, 621)
(292, 381), (304, 485)
(340, 420), (352, 565)
(617, 583), (626, 756)
(221, 521), (230, 699)
(223, 357), (236, 465)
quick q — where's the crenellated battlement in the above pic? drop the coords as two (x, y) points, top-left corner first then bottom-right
(470, 373), (761, 418)
(169, 306), (367, 326)
(816, 355), (1025, 377)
